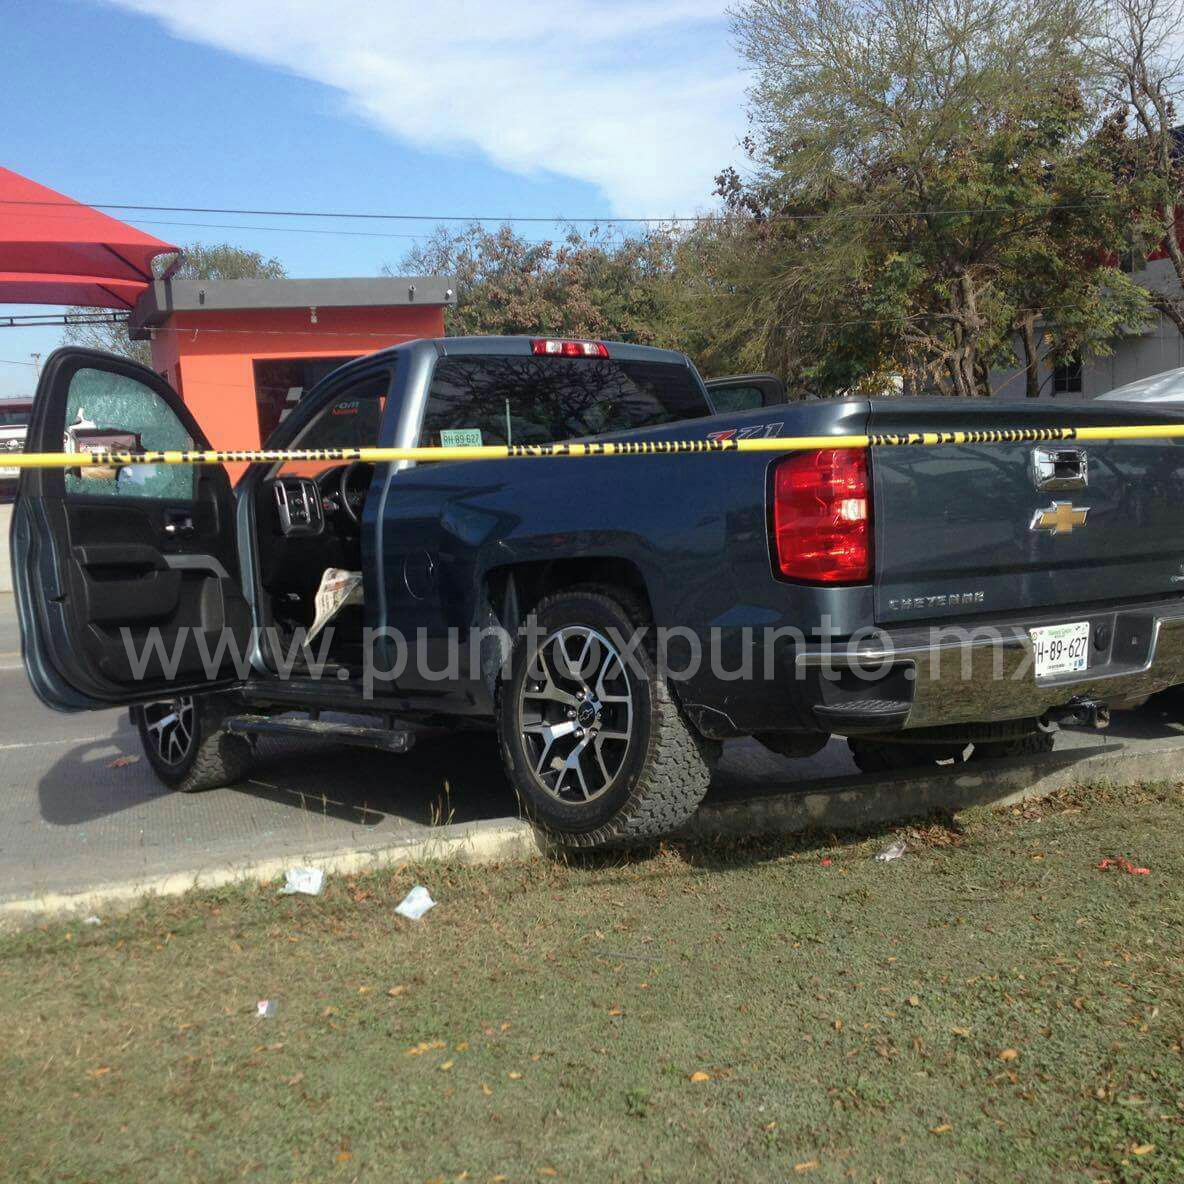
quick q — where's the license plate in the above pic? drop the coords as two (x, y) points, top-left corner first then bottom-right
(1030, 621), (1089, 679)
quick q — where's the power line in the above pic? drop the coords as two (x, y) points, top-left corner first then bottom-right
(4, 206), (557, 245)
(0, 196), (1125, 225)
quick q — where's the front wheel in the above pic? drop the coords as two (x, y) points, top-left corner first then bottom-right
(497, 588), (716, 848)
(131, 694), (253, 793)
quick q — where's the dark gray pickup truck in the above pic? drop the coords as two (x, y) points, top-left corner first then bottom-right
(13, 339), (1184, 847)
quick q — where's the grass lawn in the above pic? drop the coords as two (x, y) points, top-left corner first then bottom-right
(2, 783), (1183, 1183)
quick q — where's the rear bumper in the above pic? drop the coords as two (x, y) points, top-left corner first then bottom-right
(793, 598), (1184, 735)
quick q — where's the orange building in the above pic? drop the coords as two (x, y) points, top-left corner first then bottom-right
(129, 276), (455, 451)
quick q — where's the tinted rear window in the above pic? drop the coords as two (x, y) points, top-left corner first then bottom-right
(420, 356), (709, 448)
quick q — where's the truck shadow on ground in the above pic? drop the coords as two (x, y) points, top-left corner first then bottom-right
(36, 717), (1148, 876)
(233, 730), (521, 828)
(34, 714), (176, 826)
(36, 725), (521, 829)
(1103, 690), (1184, 741)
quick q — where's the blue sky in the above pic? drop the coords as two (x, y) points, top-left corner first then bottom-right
(0, 0), (748, 395)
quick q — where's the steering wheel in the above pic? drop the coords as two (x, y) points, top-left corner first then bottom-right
(338, 461), (375, 524)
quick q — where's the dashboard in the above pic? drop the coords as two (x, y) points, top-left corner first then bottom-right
(257, 463), (376, 609)
(270, 462), (375, 538)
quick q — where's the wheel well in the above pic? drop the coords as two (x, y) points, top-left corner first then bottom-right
(485, 558), (653, 632)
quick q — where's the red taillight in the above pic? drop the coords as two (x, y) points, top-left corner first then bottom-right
(771, 448), (872, 584)
(531, 338), (610, 357)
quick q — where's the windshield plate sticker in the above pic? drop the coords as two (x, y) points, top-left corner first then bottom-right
(440, 429), (483, 448)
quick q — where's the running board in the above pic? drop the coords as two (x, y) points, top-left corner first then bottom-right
(225, 714), (415, 753)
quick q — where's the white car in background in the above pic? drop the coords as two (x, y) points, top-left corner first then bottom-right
(0, 398), (32, 490)
(1097, 367), (1184, 403)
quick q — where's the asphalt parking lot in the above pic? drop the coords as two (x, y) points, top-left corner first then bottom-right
(1, 591), (1181, 909)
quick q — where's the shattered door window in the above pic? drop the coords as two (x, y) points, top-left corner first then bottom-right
(64, 367), (197, 501)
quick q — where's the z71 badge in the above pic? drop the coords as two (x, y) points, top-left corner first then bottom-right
(707, 422), (784, 442)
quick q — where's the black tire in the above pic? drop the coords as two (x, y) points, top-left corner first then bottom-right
(131, 694), (253, 793)
(497, 587), (716, 848)
(972, 731), (1055, 760)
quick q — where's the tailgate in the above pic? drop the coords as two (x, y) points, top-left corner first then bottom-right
(870, 400), (1184, 624)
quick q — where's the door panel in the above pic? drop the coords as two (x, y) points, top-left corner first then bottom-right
(13, 348), (251, 710)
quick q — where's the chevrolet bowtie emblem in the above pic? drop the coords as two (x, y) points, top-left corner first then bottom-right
(1030, 501), (1089, 535)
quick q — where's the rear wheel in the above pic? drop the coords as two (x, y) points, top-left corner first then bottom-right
(497, 588), (716, 848)
(132, 694), (253, 793)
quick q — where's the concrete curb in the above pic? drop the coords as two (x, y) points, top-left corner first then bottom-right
(2, 735), (1180, 925)
(689, 735), (1181, 837)
(0, 818), (541, 927)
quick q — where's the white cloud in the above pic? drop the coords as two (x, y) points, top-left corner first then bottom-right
(102, 0), (748, 215)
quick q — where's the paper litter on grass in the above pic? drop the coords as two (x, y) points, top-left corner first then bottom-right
(395, 886), (436, 920)
(279, 867), (325, 896)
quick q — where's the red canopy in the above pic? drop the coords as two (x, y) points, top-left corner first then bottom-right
(0, 167), (178, 309)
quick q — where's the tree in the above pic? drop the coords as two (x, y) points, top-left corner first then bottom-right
(387, 223), (749, 379)
(1089, 0), (1184, 339)
(63, 243), (287, 366)
(1000, 118), (1154, 396)
(722, 0), (1149, 396)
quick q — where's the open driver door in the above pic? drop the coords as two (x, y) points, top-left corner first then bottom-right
(11, 348), (251, 711)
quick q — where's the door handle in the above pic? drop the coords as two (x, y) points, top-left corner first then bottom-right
(163, 511), (195, 536)
(1032, 447), (1088, 491)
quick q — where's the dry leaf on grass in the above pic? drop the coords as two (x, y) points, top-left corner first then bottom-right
(689, 1070), (711, 1083)
(793, 1161), (819, 1173)
(930, 1123), (953, 1134)
(998, 1048), (1020, 1062)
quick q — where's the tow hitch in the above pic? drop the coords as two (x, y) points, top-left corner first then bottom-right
(1045, 698), (1110, 730)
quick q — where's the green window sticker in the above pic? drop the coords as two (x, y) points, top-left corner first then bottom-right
(440, 428), (483, 448)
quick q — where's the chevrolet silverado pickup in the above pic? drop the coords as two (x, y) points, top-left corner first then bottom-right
(12, 340), (1184, 847)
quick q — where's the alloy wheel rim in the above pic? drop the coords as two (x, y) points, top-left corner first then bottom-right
(142, 697), (196, 767)
(518, 625), (633, 803)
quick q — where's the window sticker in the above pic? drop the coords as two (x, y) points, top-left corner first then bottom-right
(440, 428), (483, 448)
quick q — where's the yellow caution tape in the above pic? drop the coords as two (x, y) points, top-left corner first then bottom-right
(8, 422), (1184, 468)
